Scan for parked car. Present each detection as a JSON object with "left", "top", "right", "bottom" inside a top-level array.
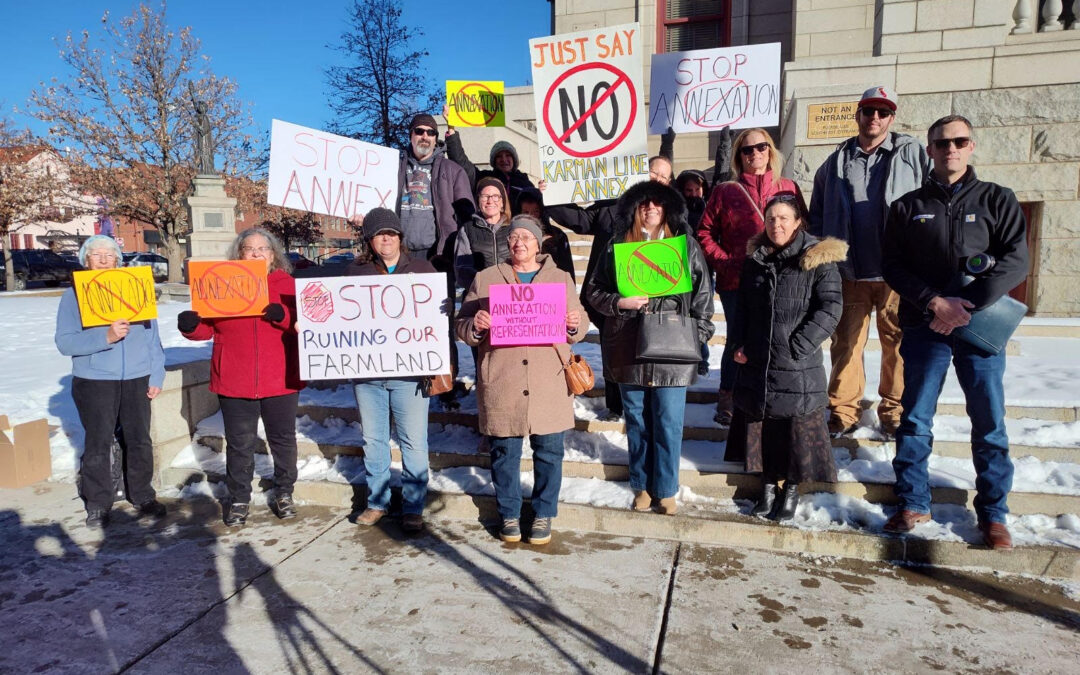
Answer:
[
  {"left": 0, "top": 249, "right": 77, "bottom": 291},
  {"left": 122, "top": 252, "right": 169, "bottom": 282},
  {"left": 312, "top": 251, "right": 356, "bottom": 277},
  {"left": 287, "top": 251, "right": 315, "bottom": 270}
]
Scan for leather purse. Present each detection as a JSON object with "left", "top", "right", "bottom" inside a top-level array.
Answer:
[
  {"left": 635, "top": 296, "right": 701, "bottom": 363},
  {"left": 555, "top": 345, "right": 595, "bottom": 395},
  {"left": 422, "top": 367, "right": 455, "bottom": 397}
]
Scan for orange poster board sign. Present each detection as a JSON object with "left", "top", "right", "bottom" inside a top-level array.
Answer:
[
  {"left": 73, "top": 266, "right": 158, "bottom": 327},
  {"left": 188, "top": 260, "right": 269, "bottom": 318}
]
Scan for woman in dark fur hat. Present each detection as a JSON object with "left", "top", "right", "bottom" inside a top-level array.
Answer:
[
  {"left": 584, "top": 180, "right": 715, "bottom": 515},
  {"left": 726, "top": 194, "right": 846, "bottom": 522}
]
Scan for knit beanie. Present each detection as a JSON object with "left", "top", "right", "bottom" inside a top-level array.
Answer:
[
  {"left": 489, "top": 140, "right": 519, "bottom": 170},
  {"left": 508, "top": 214, "right": 544, "bottom": 246},
  {"left": 409, "top": 114, "right": 439, "bottom": 134},
  {"left": 363, "top": 208, "right": 403, "bottom": 239}
]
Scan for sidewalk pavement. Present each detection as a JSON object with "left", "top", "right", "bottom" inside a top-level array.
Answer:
[{"left": 2, "top": 483, "right": 1078, "bottom": 673}]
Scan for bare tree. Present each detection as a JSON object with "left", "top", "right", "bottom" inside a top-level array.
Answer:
[
  {"left": 326, "top": 0, "right": 440, "bottom": 148},
  {"left": 261, "top": 210, "right": 324, "bottom": 251},
  {"left": 0, "top": 119, "right": 63, "bottom": 291},
  {"left": 27, "top": 2, "right": 259, "bottom": 282}
]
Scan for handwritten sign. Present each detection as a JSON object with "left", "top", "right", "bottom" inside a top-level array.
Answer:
[
  {"left": 188, "top": 260, "right": 269, "bottom": 318},
  {"left": 489, "top": 283, "right": 567, "bottom": 346},
  {"left": 530, "top": 23, "right": 649, "bottom": 206},
  {"left": 73, "top": 266, "right": 157, "bottom": 327},
  {"left": 648, "top": 43, "right": 781, "bottom": 134},
  {"left": 295, "top": 274, "right": 451, "bottom": 381},
  {"left": 613, "top": 235, "right": 692, "bottom": 298},
  {"left": 806, "top": 101, "right": 859, "bottom": 140},
  {"left": 446, "top": 80, "right": 505, "bottom": 127},
  {"left": 267, "top": 119, "right": 400, "bottom": 219}
]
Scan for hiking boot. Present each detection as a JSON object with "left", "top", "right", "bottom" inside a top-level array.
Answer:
[
  {"left": 530, "top": 517, "right": 552, "bottom": 545},
  {"left": 355, "top": 508, "right": 385, "bottom": 526},
  {"left": 632, "top": 490, "right": 652, "bottom": 512},
  {"left": 828, "top": 418, "right": 859, "bottom": 438},
  {"left": 657, "top": 497, "right": 678, "bottom": 515},
  {"left": 273, "top": 493, "right": 298, "bottom": 520},
  {"left": 979, "top": 521, "right": 1013, "bottom": 550},
  {"left": 769, "top": 483, "right": 799, "bottom": 522},
  {"left": 402, "top": 513, "right": 424, "bottom": 534},
  {"left": 223, "top": 503, "right": 249, "bottom": 527},
  {"left": 499, "top": 518, "right": 522, "bottom": 543},
  {"left": 883, "top": 509, "right": 931, "bottom": 533},
  {"left": 750, "top": 483, "right": 778, "bottom": 518},
  {"left": 85, "top": 509, "right": 110, "bottom": 529},
  {"left": 713, "top": 389, "right": 733, "bottom": 427},
  {"left": 137, "top": 500, "right": 167, "bottom": 519},
  {"left": 879, "top": 419, "right": 901, "bottom": 441}
]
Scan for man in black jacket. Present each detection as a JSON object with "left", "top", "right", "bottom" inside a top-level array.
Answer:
[{"left": 881, "top": 115, "right": 1028, "bottom": 549}]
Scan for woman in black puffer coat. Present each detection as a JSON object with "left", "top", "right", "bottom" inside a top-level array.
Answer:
[{"left": 726, "top": 194, "right": 846, "bottom": 522}]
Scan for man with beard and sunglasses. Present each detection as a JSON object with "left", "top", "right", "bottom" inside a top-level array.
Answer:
[
  {"left": 881, "top": 115, "right": 1028, "bottom": 549},
  {"left": 809, "top": 86, "right": 930, "bottom": 441}
]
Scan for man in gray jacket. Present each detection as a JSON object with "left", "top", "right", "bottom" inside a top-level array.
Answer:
[{"left": 809, "top": 86, "right": 930, "bottom": 439}]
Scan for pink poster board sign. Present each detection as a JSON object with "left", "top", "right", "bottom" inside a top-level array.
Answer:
[{"left": 489, "top": 283, "right": 567, "bottom": 346}]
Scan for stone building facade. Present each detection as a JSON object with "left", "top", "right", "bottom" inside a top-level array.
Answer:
[{"left": 454, "top": 0, "right": 1080, "bottom": 315}]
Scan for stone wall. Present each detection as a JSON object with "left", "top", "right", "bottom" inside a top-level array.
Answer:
[{"left": 793, "top": 0, "right": 876, "bottom": 59}]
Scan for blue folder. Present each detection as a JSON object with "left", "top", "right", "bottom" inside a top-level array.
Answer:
[{"left": 954, "top": 294, "right": 1027, "bottom": 355}]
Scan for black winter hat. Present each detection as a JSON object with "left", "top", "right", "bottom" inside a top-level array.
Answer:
[
  {"left": 363, "top": 207, "right": 403, "bottom": 239},
  {"left": 614, "top": 180, "right": 689, "bottom": 238},
  {"left": 409, "top": 114, "right": 439, "bottom": 134}
]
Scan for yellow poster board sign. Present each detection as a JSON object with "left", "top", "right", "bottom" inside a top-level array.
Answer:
[
  {"left": 806, "top": 101, "right": 859, "bottom": 140},
  {"left": 73, "top": 266, "right": 158, "bottom": 327},
  {"left": 446, "top": 80, "right": 505, "bottom": 127}
]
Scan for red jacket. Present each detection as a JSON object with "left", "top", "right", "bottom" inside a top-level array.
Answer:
[
  {"left": 183, "top": 268, "right": 304, "bottom": 398},
  {"left": 696, "top": 171, "right": 806, "bottom": 290}
]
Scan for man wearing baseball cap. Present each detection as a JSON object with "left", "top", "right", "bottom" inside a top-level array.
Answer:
[{"left": 808, "top": 86, "right": 931, "bottom": 440}]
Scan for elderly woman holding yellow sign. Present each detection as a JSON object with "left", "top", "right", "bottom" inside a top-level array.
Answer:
[
  {"left": 584, "top": 181, "right": 714, "bottom": 516},
  {"left": 54, "top": 234, "right": 166, "bottom": 528},
  {"left": 456, "top": 214, "right": 586, "bottom": 546}
]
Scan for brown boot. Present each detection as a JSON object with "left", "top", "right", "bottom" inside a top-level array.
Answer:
[
  {"left": 632, "top": 490, "right": 652, "bottom": 512},
  {"left": 713, "top": 389, "right": 733, "bottom": 426},
  {"left": 354, "top": 508, "right": 385, "bottom": 526},
  {"left": 657, "top": 497, "right": 678, "bottom": 515},
  {"left": 883, "top": 509, "right": 930, "bottom": 533},
  {"left": 979, "top": 521, "right": 1013, "bottom": 550}
]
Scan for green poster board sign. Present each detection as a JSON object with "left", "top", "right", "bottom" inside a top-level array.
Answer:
[{"left": 613, "top": 234, "right": 693, "bottom": 297}]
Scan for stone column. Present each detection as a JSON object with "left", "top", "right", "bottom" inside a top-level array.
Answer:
[{"left": 185, "top": 175, "right": 237, "bottom": 271}]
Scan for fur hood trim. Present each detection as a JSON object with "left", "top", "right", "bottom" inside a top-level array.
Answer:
[
  {"left": 613, "top": 180, "right": 689, "bottom": 238},
  {"left": 745, "top": 231, "right": 848, "bottom": 270}
]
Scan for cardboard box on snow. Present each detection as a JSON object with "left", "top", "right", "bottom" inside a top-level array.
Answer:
[{"left": 0, "top": 415, "right": 51, "bottom": 488}]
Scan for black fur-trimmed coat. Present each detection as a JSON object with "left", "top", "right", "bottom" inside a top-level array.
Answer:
[
  {"left": 732, "top": 229, "right": 846, "bottom": 419},
  {"left": 584, "top": 181, "right": 715, "bottom": 387}
]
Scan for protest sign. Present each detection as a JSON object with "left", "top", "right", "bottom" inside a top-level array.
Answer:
[
  {"left": 648, "top": 43, "right": 781, "bottom": 134},
  {"left": 295, "top": 274, "right": 451, "bottom": 381},
  {"left": 188, "top": 260, "right": 269, "bottom": 318},
  {"left": 73, "top": 266, "right": 157, "bottom": 327},
  {"left": 267, "top": 119, "right": 399, "bottom": 219},
  {"left": 446, "top": 80, "right": 505, "bottom": 127},
  {"left": 530, "top": 23, "right": 649, "bottom": 206},
  {"left": 488, "top": 283, "right": 567, "bottom": 346},
  {"left": 613, "top": 235, "right": 692, "bottom": 298}
]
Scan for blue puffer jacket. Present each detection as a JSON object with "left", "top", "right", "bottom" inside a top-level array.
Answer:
[{"left": 55, "top": 287, "right": 166, "bottom": 388}]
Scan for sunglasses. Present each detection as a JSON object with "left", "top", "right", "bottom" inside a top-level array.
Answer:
[
  {"left": 412, "top": 127, "right": 437, "bottom": 137},
  {"left": 739, "top": 142, "right": 770, "bottom": 157},
  {"left": 639, "top": 198, "right": 664, "bottom": 208},
  {"left": 931, "top": 137, "right": 972, "bottom": 150},
  {"left": 859, "top": 107, "right": 895, "bottom": 119}
]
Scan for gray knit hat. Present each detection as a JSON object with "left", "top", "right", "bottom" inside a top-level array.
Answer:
[
  {"left": 362, "top": 208, "right": 403, "bottom": 239},
  {"left": 489, "top": 140, "right": 519, "bottom": 170},
  {"left": 508, "top": 214, "right": 543, "bottom": 246}
]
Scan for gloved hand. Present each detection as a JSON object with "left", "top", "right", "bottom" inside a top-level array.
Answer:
[
  {"left": 686, "top": 196, "right": 706, "bottom": 227},
  {"left": 714, "top": 126, "right": 735, "bottom": 184},
  {"left": 262, "top": 303, "right": 285, "bottom": 323},
  {"left": 177, "top": 311, "right": 201, "bottom": 334},
  {"left": 660, "top": 126, "right": 676, "bottom": 162}
]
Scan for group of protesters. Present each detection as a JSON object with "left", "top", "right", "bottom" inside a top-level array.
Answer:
[{"left": 56, "top": 84, "right": 1029, "bottom": 551}]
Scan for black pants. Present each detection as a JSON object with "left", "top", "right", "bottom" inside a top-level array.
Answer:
[
  {"left": 218, "top": 392, "right": 299, "bottom": 503},
  {"left": 72, "top": 375, "right": 155, "bottom": 511}
]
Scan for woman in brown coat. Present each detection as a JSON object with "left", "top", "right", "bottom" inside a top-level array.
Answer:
[{"left": 456, "top": 215, "right": 587, "bottom": 545}]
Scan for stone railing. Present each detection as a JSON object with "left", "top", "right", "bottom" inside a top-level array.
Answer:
[{"left": 1012, "top": 0, "right": 1078, "bottom": 33}]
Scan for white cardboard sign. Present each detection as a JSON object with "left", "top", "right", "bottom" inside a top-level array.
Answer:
[
  {"left": 268, "top": 119, "right": 399, "bottom": 219},
  {"left": 295, "top": 274, "right": 451, "bottom": 381},
  {"left": 648, "top": 43, "right": 781, "bottom": 134},
  {"left": 530, "top": 23, "right": 650, "bottom": 206}
]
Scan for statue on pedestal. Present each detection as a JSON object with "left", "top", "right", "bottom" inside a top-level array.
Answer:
[{"left": 188, "top": 81, "right": 215, "bottom": 175}]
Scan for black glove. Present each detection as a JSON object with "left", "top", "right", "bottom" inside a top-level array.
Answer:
[
  {"left": 713, "top": 126, "right": 735, "bottom": 185},
  {"left": 262, "top": 303, "right": 285, "bottom": 323},
  {"left": 686, "top": 196, "right": 706, "bottom": 228},
  {"left": 659, "top": 126, "right": 676, "bottom": 162},
  {"left": 177, "top": 310, "right": 201, "bottom": 334}
]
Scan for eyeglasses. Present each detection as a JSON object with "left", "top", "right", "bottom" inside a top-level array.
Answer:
[
  {"left": 412, "top": 127, "right": 437, "bottom": 137},
  {"left": 479, "top": 193, "right": 503, "bottom": 203},
  {"left": 639, "top": 199, "right": 663, "bottom": 208},
  {"left": 507, "top": 234, "right": 536, "bottom": 244},
  {"left": 87, "top": 252, "right": 117, "bottom": 260},
  {"left": 241, "top": 246, "right": 272, "bottom": 254},
  {"left": 859, "top": 107, "right": 895, "bottom": 119},
  {"left": 739, "top": 142, "right": 770, "bottom": 157},
  {"left": 765, "top": 193, "right": 801, "bottom": 212},
  {"left": 931, "top": 137, "right": 972, "bottom": 150}
]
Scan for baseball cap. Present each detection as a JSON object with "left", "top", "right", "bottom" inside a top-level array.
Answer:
[{"left": 858, "top": 86, "right": 898, "bottom": 112}]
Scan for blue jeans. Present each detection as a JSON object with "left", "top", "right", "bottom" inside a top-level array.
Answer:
[
  {"left": 893, "top": 325, "right": 1012, "bottom": 523},
  {"left": 620, "top": 385, "right": 686, "bottom": 499},
  {"left": 489, "top": 432, "right": 565, "bottom": 520},
  {"left": 718, "top": 290, "right": 740, "bottom": 391},
  {"left": 353, "top": 379, "right": 430, "bottom": 514}
]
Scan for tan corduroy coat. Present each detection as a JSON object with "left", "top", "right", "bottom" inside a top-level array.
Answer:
[{"left": 456, "top": 255, "right": 587, "bottom": 437}]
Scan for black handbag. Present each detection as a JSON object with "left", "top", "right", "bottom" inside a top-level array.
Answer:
[{"left": 635, "top": 296, "right": 701, "bottom": 363}]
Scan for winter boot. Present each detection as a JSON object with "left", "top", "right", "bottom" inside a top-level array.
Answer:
[
  {"left": 713, "top": 389, "right": 734, "bottom": 427},
  {"left": 750, "top": 483, "right": 778, "bottom": 518},
  {"left": 769, "top": 483, "right": 800, "bottom": 522}
]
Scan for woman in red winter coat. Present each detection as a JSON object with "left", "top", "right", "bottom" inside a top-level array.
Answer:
[
  {"left": 178, "top": 228, "right": 304, "bottom": 527},
  {"left": 696, "top": 128, "right": 807, "bottom": 426}
]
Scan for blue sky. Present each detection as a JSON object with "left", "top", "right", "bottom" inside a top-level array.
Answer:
[{"left": 0, "top": 0, "right": 552, "bottom": 137}]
